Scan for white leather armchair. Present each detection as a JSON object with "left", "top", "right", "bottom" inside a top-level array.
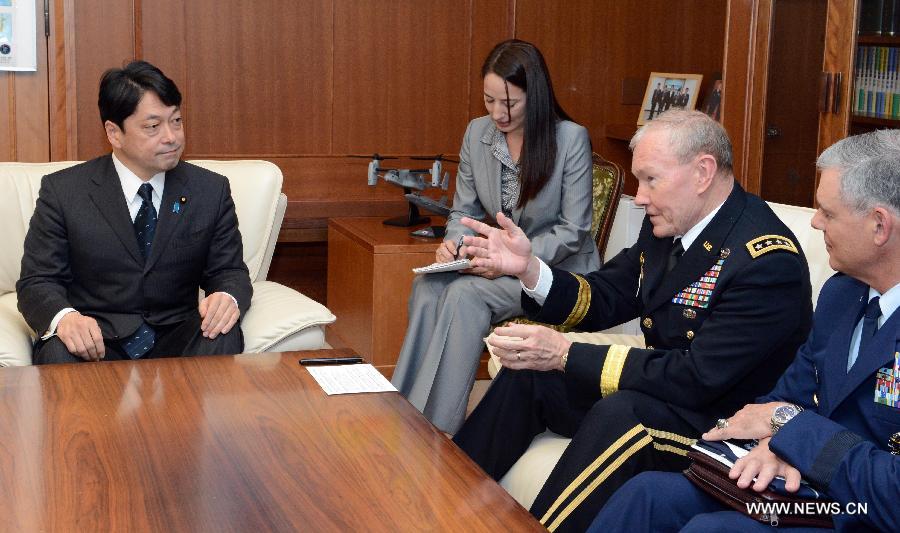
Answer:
[
  {"left": 0, "top": 159, "right": 335, "bottom": 366},
  {"left": 496, "top": 196, "right": 835, "bottom": 509}
]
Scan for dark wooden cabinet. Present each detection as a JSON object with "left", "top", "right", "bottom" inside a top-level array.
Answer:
[{"left": 738, "top": 0, "right": 897, "bottom": 207}]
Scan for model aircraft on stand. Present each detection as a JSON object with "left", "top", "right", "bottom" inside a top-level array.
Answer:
[{"left": 350, "top": 153, "right": 458, "bottom": 238}]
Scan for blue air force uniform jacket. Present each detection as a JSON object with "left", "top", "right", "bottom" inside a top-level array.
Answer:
[
  {"left": 760, "top": 274, "right": 900, "bottom": 532},
  {"left": 523, "top": 183, "right": 813, "bottom": 431}
]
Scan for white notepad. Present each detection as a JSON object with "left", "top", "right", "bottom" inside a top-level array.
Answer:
[{"left": 412, "top": 258, "right": 471, "bottom": 274}]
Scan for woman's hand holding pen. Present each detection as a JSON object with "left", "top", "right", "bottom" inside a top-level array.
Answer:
[
  {"left": 434, "top": 235, "right": 501, "bottom": 278},
  {"left": 435, "top": 235, "right": 467, "bottom": 263}
]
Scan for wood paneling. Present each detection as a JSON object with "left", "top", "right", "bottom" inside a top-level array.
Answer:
[
  {"left": 332, "top": 0, "right": 472, "bottom": 155},
  {"left": 144, "top": 1, "right": 334, "bottom": 155},
  {"left": 71, "top": 1, "right": 134, "bottom": 160},
  {"left": 0, "top": 74, "right": 11, "bottom": 161},
  {"left": 517, "top": 0, "right": 728, "bottom": 194},
  {"left": 469, "top": 0, "right": 514, "bottom": 117},
  {"left": 34, "top": 0, "right": 742, "bottom": 216},
  {"left": 0, "top": 0, "right": 50, "bottom": 162},
  {"left": 514, "top": 1, "right": 611, "bottom": 139}
]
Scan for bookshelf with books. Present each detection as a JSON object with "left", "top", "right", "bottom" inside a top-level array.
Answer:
[
  {"left": 852, "top": 43, "right": 900, "bottom": 121},
  {"left": 853, "top": 0, "right": 900, "bottom": 128}
]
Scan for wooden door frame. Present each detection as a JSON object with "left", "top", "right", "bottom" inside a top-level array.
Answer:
[
  {"left": 722, "top": 0, "right": 774, "bottom": 196},
  {"left": 818, "top": 0, "right": 857, "bottom": 155},
  {"left": 728, "top": 0, "right": 859, "bottom": 199},
  {"left": 47, "top": 0, "right": 76, "bottom": 161}
]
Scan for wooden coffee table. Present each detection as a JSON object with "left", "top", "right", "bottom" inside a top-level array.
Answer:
[{"left": 0, "top": 350, "right": 542, "bottom": 531}]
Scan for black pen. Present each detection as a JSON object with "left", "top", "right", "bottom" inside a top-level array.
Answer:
[
  {"left": 299, "top": 356, "right": 364, "bottom": 366},
  {"left": 453, "top": 235, "right": 465, "bottom": 260}
]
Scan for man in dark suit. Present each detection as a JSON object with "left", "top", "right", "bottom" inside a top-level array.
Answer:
[
  {"left": 649, "top": 82, "right": 663, "bottom": 120},
  {"left": 453, "top": 110, "right": 812, "bottom": 532},
  {"left": 589, "top": 129, "right": 900, "bottom": 533},
  {"left": 663, "top": 86, "right": 674, "bottom": 111},
  {"left": 17, "top": 60, "right": 252, "bottom": 364}
]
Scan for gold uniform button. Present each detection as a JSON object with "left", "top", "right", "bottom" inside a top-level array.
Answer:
[
  {"left": 642, "top": 317, "right": 653, "bottom": 329},
  {"left": 686, "top": 330, "right": 695, "bottom": 340}
]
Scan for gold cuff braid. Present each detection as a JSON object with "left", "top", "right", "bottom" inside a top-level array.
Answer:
[
  {"left": 600, "top": 345, "right": 630, "bottom": 397},
  {"left": 561, "top": 273, "right": 590, "bottom": 330}
]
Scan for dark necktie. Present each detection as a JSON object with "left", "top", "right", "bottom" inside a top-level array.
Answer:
[
  {"left": 858, "top": 296, "right": 882, "bottom": 358},
  {"left": 667, "top": 238, "right": 684, "bottom": 273},
  {"left": 134, "top": 183, "right": 157, "bottom": 259},
  {"left": 122, "top": 183, "right": 158, "bottom": 359}
]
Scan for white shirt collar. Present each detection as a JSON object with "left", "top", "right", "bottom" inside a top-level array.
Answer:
[
  {"left": 869, "top": 282, "right": 900, "bottom": 326},
  {"left": 678, "top": 200, "right": 725, "bottom": 252},
  {"left": 112, "top": 153, "right": 165, "bottom": 205}
]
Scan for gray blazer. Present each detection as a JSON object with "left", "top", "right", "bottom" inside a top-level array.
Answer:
[{"left": 446, "top": 115, "right": 599, "bottom": 273}]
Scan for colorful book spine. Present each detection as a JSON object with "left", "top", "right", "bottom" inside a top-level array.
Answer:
[{"left": 854, "top": 44, "right": 900, "bottom": 119}]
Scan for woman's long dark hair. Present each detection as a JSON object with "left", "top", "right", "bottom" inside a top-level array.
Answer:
[{"left": 481, "top": 39, "right": 573, "bottom": 207}]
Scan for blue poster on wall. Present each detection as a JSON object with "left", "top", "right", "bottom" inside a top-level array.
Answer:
[{"left": 0, "top": 0, "right": 37, "bottom": 72}]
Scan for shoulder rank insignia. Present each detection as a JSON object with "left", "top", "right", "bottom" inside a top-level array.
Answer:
[{"left": 745, "top": 235, "right": 798, "bottom": 259}]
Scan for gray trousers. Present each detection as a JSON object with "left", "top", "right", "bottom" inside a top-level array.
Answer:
[{"left": 391, "top": 271, "right": 523, "bottom": 433}]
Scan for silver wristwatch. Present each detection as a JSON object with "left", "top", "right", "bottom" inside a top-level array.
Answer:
[{"left": 770, "top": 404, "right": 803, "bottom": 435}]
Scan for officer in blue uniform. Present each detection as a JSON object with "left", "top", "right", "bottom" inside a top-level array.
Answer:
[
  {"left": 452, "top": 111, "right": 813, "bottom": 532},
  {"left": 588, "top": 129, "right": 900, "bottom": 533}
]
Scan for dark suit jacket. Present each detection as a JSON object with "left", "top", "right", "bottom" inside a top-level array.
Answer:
[
  {"left": 523, "top": 183, "right": 813, "bottom": 431},
  {"left": 762, "top": 274, "right": 899, "bottom": 532},
  {"left": 17, "top": 155, "right": 252, "bottom": 341}
]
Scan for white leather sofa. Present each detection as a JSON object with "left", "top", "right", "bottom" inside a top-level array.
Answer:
[
  {"left": 0, "top": 160, "right": 335, "bottom": 366},
  {"left": 497, "top": 196, "right": 836, "bottom": 509}
]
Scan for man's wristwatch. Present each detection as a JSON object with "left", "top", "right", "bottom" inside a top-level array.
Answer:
[{"left": 770, "top": 404, "right": 803, "bottom": 435}]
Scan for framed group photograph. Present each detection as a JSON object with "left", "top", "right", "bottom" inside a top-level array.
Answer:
[
  {"left": 701, "top": 79, "right": 723, "bottom": 122},
  {"left": 637, "top": 72, "right": 703, "bottom": 125}
]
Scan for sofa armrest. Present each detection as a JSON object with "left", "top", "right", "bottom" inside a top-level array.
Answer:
[
  {"left": 0, "top": 293, "right": 34, "bottom": 367},
  {"left": 241, "top": 281, "right": 336, "bottom": 353}
]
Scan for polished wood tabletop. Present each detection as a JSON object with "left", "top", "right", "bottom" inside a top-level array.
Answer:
[{"left": 0, "top": 350, "right": 542, "bottom": 531}]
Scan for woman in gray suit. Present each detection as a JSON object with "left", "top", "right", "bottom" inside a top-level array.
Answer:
[{"left": 391, "top": 40, "right": 598, "bottom": 434}]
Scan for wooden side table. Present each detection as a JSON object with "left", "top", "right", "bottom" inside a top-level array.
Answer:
[{"left": 327, "top": 217, "right": 444, "bottom": 377}]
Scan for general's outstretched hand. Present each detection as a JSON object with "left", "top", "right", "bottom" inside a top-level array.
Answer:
[{"left": 460, "top": 212, "right": 534, "bottom": 278}]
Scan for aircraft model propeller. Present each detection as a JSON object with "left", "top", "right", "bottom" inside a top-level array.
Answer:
[{"left": 355, "top": 153, "right": 457, "bottom": 234}]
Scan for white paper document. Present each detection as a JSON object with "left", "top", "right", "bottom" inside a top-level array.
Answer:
[
  {"left": 306, "top": 363, "right": 398, "bottom": 395},
  {"left": 412, "top": 258, "right": 470, "bottom": 274}
]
